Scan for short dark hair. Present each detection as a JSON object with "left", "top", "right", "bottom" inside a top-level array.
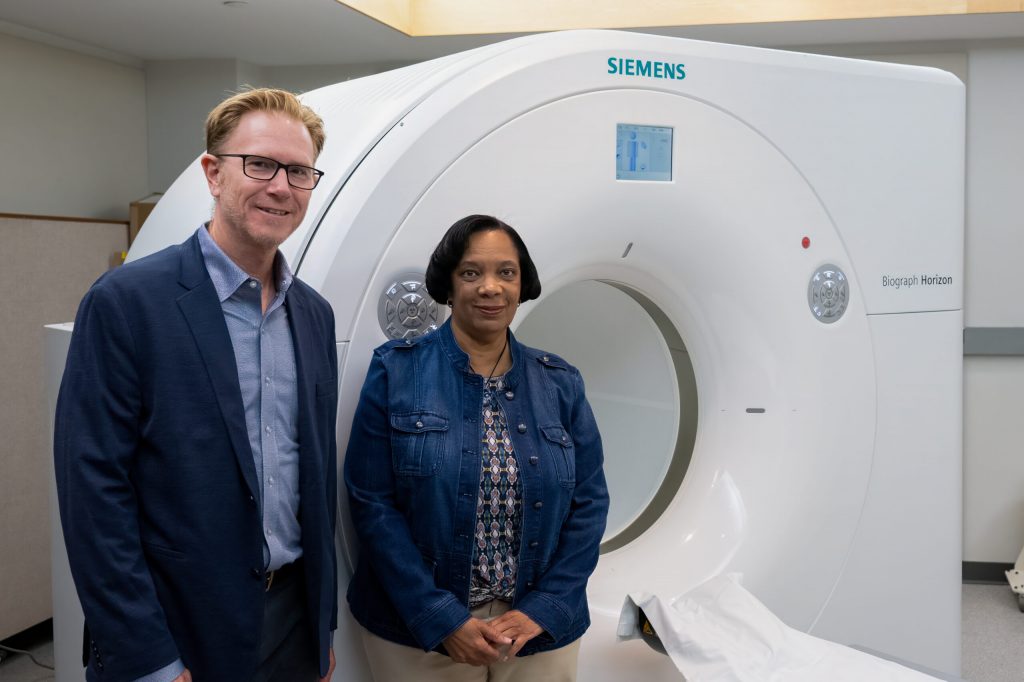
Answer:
[{"left": 425, "top": 215, "right": 542, "bottom": 305}]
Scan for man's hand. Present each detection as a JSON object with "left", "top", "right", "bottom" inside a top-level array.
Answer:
[
  {"left": 319, "top": 647, "right": 336, "bottom": 682},
  {"left": 490, "top": 610, "right": 543, "bottom": 660},
  {"left": 171, "top": 670, "right": 192, "bottom": 682},
  {"left": 443, "top": 618, "right": 512, "bottom": 666}
]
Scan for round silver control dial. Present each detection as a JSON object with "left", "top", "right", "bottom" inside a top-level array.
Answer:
[
  {"left": 807, "top": 264, "right": 849, "bottom": 324},
  {"left": 377, "top": 273, "right": 443, "bottom": 340}
]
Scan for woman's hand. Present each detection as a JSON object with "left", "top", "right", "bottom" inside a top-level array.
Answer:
[
  {"left": 489, "top": 610, "right": 544, "bottom": 660},
  {"left": 443, "top": 617, "right": 513, "bottom": 666}
]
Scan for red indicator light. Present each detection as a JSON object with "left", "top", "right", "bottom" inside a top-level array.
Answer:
[{"left": 801, "top": 236, "right": 811, "bottom": 249}]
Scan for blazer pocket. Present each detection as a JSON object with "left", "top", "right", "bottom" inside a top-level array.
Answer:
[
  {"left": 540, "top": 425, "right": 576, "bottom": 488},
  {"left": 316, "top": 378, "right": 338, "bottom": 398},
  {"left": 142, "top": 540, "right": 187, "bottom": 561},
  {"left": 390, "top": 411, "right": 448, "bottom": 476}
]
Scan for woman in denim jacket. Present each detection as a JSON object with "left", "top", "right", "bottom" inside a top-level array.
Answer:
[{"left": 345, "top": 215, "right": 609, "bottom": 681}]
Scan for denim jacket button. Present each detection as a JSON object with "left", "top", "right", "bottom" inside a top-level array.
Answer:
[
  {"left": 529, "top": 456, "right": 538, "bottom": 465},
  {"left": 529, "top": 540, "right": 538, "bottom": 548},
  {"left": 533, "top": 501, "right": 543, "bottom": 509},
  {"left": 415, "top": 420, "right": 424, "bottom": 428},
  {"left": 505, "top": 391, "right": 514, "bottom": 400},
  {"left": 517, "top": 423, "right": 527, "bottom": 433}
]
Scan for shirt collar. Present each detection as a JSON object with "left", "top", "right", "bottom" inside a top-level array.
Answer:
[{"left": 197, "top": 224, "right": 294, "bottom": 303}]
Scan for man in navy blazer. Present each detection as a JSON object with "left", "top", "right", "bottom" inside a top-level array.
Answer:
[{"left": 55, "top": 89, "right": 338, "bottom": 682}]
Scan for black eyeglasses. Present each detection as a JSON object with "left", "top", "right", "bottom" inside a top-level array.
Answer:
[{"left": 216, "top": 154, "right": 325, "bottom": 190}]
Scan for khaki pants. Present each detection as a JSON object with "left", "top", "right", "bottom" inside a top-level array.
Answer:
[{"left": 360, "top": 601, "right": 581, "bottom": 682}]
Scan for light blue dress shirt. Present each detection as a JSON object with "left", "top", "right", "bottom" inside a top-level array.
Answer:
[{"left": 198, "top": 224, "right": 302, "bottom": 571}]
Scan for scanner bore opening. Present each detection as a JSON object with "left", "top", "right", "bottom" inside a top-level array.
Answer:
[{"left": 514, "top": 280, "right": 697, "bottom": 554}]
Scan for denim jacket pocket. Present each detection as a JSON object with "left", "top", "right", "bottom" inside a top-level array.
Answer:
[
  {"left": 390, "top": 411, "right": 448, "bottom": 476},
  {"left": 540, "top": 424, "right": 575, "bottom": 487}
]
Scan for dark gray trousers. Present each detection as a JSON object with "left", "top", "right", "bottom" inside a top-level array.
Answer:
[{"left": 252, "top": 564, "right": 320, "bottom": 682}]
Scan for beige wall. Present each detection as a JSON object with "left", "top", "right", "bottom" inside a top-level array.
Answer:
[
  {"left": 0, "top": 33, "right": 148, "bottom": 220},
  {"left": 0, "top": 216, "right": 127, "bottom": 640}
]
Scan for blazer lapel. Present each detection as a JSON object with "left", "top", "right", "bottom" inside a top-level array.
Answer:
[
  {"left": 175, "top": 235, "right": 260, "bottom": 502},
  {"left": 285, "top": 286, "right": 322, "bottom": 486}
]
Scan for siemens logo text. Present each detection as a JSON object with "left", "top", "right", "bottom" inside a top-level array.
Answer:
[{"left": 608, "top": 57, "right": 686, "bottom": 81}]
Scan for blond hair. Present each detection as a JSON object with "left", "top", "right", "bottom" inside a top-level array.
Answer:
[{"left": 205, "top": 87, "right": 325, "bottom": 157}]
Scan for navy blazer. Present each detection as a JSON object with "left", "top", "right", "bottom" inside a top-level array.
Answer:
[{"left": 55, "top": 232, "right": 339, "bottom": 681}]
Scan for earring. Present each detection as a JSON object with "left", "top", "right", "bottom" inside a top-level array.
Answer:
[{"left": 446, "top": 299, "right": 453, "bottom": 308}]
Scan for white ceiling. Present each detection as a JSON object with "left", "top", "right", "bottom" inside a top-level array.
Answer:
[{"left": 2, "top": 1, "right": 1024, "bottom": 68}]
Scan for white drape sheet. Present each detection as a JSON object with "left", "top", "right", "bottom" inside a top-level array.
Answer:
[{"left": 617, "top": 574, "right": 942, "bottom": 682}]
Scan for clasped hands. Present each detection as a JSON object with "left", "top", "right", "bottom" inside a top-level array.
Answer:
[{"left": 443, "top": 609, "right": 543, "bottom": 666}]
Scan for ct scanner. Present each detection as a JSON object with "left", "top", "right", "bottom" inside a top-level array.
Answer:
[{"left": 47, "top": 30, "right": 964, "bottom": 680}]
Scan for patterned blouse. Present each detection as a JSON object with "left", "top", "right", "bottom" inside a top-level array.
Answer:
[{"left": 468, "top": 376, "right": 523, "bottom": 607}]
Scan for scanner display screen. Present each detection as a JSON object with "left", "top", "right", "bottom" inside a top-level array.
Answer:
[{"left": 616, "top": 124, "right": 673, "bottom": 182}]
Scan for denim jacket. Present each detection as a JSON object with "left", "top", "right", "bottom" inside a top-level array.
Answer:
[{"left": 345, "top": 319, "right": 609, "bottom": 655}]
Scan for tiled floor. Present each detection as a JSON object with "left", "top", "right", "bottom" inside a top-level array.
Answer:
[{"left": 1, "top": 584, "right": 1021, "bottom": 681}]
